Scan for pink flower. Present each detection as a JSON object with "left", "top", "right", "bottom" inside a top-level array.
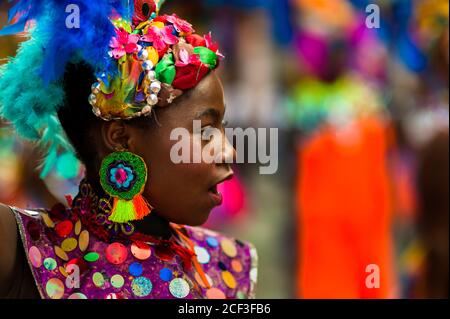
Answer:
[
  {"left": 109, "top": 29, "right": 140, "bottom": 59},
  {"left": 175, "top": 48, "right": 201, "bottom": 67},
  {"left": 165, "top": 14, "right": 194, "bottom": 34},
  {"left": 141, "top": 25, "right": 179, "bottom": 52}
]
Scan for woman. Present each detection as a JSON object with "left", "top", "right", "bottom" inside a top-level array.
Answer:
[{"left": 0, "top": 0, "right": 257, "bottom": 299}]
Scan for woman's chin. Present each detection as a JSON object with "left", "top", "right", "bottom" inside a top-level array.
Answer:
[{"left": 182, "top": 209, "right": 212, "bottom": 227}]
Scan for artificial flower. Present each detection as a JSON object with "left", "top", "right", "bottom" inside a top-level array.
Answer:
[
  {"left": 141, "top": 25, "right": 179, "bottom": 53},
  {"left": 109, "top": 28, "right": 140, "bottom": 59},
  {"left": 175, "top": 48, "right": 201, "bottom": 67},
  {"left": 165, "top": 14, "right": 194, "bottom": 34}
]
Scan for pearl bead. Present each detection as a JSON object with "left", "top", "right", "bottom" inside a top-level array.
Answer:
[
  {"left": 142, "top": 60, "right": 154, "bottom": 71},
  {"left": 137, "top": 49, "right": 149, "bottom": 61},
  {"left": 92, "top": 107, "right": 101, "bottom": 117},
  {"left": 141, "top": 105, "right": 152, "bottom": 114},
  {"left": 150, "top": 81, "right": 161, "bottom": 94},
  {"left": 88, "top": 94, "right": 97, "bottom": 106},
  {"left": 91, "top": 82, "right": 101, "bottom": 94},
  {"left": 146, "top": 94, "right": 158, "bottom": 106},
  {"left": 147, "top": 70, "right": 156, "bottom": 81}
]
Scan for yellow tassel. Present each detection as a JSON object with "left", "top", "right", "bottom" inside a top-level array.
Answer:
[{"left": 108, "top": 195, "right": 152, "bottom": 223}]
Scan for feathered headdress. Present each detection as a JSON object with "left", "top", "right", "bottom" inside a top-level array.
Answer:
[{"left": 0, "top": 0, "right": 223, "bottom": 177}]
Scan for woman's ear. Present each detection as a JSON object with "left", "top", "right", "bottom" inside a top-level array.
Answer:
[{"left": 101, "top": 121, "right": 131, "bottom": 151}]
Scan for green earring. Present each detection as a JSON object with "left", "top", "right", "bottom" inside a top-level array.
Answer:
[{"left": 99, "top": 151, "right": 152, "bottom": 223}]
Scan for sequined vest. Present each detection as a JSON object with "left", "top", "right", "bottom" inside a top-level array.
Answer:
[{"left": 11, "top": 206, "right": 257, "bottom": 299}]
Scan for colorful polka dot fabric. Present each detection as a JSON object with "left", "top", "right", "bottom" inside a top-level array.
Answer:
[{"left": 11, "top": 207, "right": 258, "bottom": 299}]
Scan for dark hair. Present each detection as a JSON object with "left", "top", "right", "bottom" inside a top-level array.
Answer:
[{"left": 58, "top": 62, "right": 103, "bottom": 172}]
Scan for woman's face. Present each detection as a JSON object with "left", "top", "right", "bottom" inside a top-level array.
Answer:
[{"left": 128, "top": 72, "right": 235, "bottom": 226}]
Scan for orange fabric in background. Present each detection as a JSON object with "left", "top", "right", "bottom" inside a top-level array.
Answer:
[{"left": 296, "top": 117, "right": 397, "bottom": 298}]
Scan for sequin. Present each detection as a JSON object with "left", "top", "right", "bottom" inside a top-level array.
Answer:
[
  {"left": 169, "top": 278, "right": 190, "bottom": 298},
  {"left": 106, "top": 293, "right": 118, "bottom": 299},
  {"left": 222, "top": 271, "right": 237, "bottom": 289},
  {"left": 74, "top": 219, "right": 82, "bottom": 235},
  {"left": 28, "top": 246, "right": 42, "bottom": 268},
  {"left": 131, "top": 241, "right": 151, "bottom": 260},
  {"left": 84, "top": 252, "right": 100, "bottom": 262},
  {"left": 129, "top": 262, "right": 143, "bottom": 277},
  {"left": 42, "top": 213, "right": 55, "bottom": 228},
  {"left": 61, "top": 238, "right": 78, "bottom": 252},
  {"left": 68, "top": 292, "right": 87, "bottom": 299},
  {"left": 106, "top": 242, "right": 128, "bottom": 265},
  {"left": 55, "top": 220, "right": 73, "bottom": 238},
  {"left": 159, "top": 268, "right": 173, "bottom": 282},
  {"left": 206, "top": 236, "right": 219, "bottom": 248},
  {"left": 54, "top": 246, "right": 69, "bottom": 261},
  {"left": 43, "top": 257, "right": 57, "bottom": 271},
  {"left": 46, "top": 278, "right": 65, "bottom": 299},
  {"left": 231, "top": 259, "right": 243, "bottom": 273},
  {"left": 195, "top": 272, "right": 212, "bottom": 288},
  {"left": 220, "top": 238, "right": 237, "bottom": 258},
  {"left": 206, "top": 287, "right": 226, "bottom": 299},
  {"left": 132, "top": 277, "right": 152, "bottom": 297},
  {"left": 79, "top": 230, "right": 89, "bottom": 252},
  {"left": 111, "top": 274, "right": 125, "bottom": 288},
  {"left": 92, "top": 272, "right": 105, "bottom": 288},
  {"left": 194, "top": 246, "right": 210, "bottom": 264}
]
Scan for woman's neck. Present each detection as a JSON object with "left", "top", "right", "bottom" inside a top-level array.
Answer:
[{"left": 133, "top": 211, "right": 173, "bottom": 240}]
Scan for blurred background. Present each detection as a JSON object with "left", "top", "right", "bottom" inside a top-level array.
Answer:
[{"left": 0, "top": 0, "right": 448, "bottom": 298}]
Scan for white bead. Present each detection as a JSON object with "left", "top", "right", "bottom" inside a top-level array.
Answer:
[
  {"left": 147, "top": 70, "right": 156, "bottom": 81},
  {"left": 92, "top": 107, "right": 101, "bottom": 117},
  {"left": 137, "top": 49, "right": 149, "bottom": 61},
  {"left": 141, "top": 105, "right": 152, "bottom": 114},
  {"left": 142, "top": 60, "right": 153, "bottom": 71},
  {"left": 146, "top": 94, "right": 158, "bottom": 106},
  {"left": 91, "top": 82, "right": 101, "bottom": 94},
  {"left": 150, "top": 81, "right": 161, "bottom": 94},
  {"left": 88, "top": 94, "right": 97, "bottom": 106}
]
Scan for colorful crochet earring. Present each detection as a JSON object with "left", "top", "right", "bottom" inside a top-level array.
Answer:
[{"left": 99, "top": 151, "right": 152, "bottom": 223}]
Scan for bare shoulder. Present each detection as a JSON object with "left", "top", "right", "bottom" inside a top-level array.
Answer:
[{"left": 0, "top": 203, "right": 19, "bottom": 296}]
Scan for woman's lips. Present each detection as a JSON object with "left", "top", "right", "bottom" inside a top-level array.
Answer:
[
  {"left": 207, "top": 173, "right": 233, "bottom": 207},
  {"left": 208, "top": 184, "right": 223, "bottom": 206}
]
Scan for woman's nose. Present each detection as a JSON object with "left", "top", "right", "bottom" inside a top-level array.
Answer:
[{"left": 220, "top": 134, "right": 236, "bottom": 164}]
